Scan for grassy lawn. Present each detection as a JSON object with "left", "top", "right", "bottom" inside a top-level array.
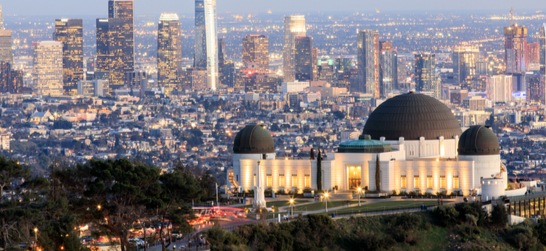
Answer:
[
  {"left": 236, "top": 200, "right": 309, "bottom": 209},
  {"left": 333, "top": 200, "right": 442, "bottom": 215},
  {"left": 292, "top": 200, "right": 359, "bottom": 212}
]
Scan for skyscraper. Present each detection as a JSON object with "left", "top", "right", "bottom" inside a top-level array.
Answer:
[
  {"left": 379, "top": 41, "right": 398, "bottom": 97},
  {"left": 95, "top": 18, "right": 110, "bottom": 81},
  {"left": 504, "top": 24, "right": 527, "bottom": 74},
  {"left": 283, "top": 15, "right": 306, "bottom": 82},
  {"left": 538, "top": 23, "right": 546, "bottom": 75},
  {"left": 357, "top": 29, "right": 379, "bottom": 98},
  {"left": 453, "top": 44, "right": 479, "bottom": 86},
  {"left": 95, "top": 0, "right": 134, "bottom": 87},
  {"left": 204, "top": 0, "right": 218, "bottom": 90},
  {"left": 0, "top": 62, "right": 22, "bottom": 94},
  {"left": 0, "top": 2, "right": 12, "bottom": 65},
  {"left": 415, "top": 53, "right": 439, "bottom": 99},
  {"left": 33, "top": 41, "right": 64, "bottom": 97},
  {"left": 294, "top": 36, "right": 313, "bottom": 81},
  {"left": 54, "top": 19, "right": 84, "bottom": 92},
  {"left": 157, "top": 13, "right": 182, "bottom": 95},
  {"left": 242, "top": 34, "right": 269, "bottom": 73},
  {"left": 194, "top": 0, "right": 207, "bottom": 69},
  {"left": 526, "top": 42, "right": 540, "bottom": 71}
]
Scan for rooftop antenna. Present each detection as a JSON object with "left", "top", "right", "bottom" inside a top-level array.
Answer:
[{"left": 510, "top": 8, "right": 515, "bottom": 26}]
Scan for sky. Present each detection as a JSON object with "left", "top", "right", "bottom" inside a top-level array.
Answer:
[{"left": 2, "top": 0, "right": 546, "bottom": 17}]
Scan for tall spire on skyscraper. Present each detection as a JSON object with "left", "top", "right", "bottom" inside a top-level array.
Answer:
[{"left": 0, "top": 1, "right": 4, "bottom": 29}]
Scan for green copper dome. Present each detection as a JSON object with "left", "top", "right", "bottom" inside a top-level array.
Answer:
[
  {"left": 337, "top": 134, "right": 393, "bottom": 153},
  {"left": 233, "top": 124, "right": 275, "bottom": 154}
]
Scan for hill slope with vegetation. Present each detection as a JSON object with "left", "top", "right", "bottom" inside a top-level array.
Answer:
[{"left": 206, "top": 202, "right": 546, "bottom": 251}]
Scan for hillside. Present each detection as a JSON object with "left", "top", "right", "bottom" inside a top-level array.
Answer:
[{"left": 205, "top": 202, "right": 546, "bottom": 251}]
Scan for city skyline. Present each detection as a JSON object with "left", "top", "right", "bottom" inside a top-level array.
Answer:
[{"left": 2, "top": 0, "right": 546, "bottom": 16}]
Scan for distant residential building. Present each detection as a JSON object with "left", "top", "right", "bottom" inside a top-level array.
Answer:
[
  {"left": 526, "top": 42, "right": 540, "bottom": 71},
  {"left": 157, "top": 13, "right": 182, "bottom": 95},
  {"left": 294, "top": 36, "right": 313, "bottom": 81},
  {"left": 356, "top": 29, "right": 379, "bottom": 98},
  {"left": 54, "top": 18, "right": 84, "bottom": 93},
  {"left": 33, "top": 41, "right": 64, "bottom": 97},
  {"left": 486, "top": 75, "right": 513, "bottom": 103},
  {"left": 462, "top": 96, "right": 487, "bottom": 111},
  {"left": 283, "top": 15, "right": 306, "bottom": 82}
]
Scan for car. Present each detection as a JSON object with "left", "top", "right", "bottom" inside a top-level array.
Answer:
[{"left": 128, "top": 238, "right": 145, "bottom": 248}]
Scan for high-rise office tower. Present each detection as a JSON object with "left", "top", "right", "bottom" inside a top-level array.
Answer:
[
  {"left": 33, "top": 41, "right": 64, "bottom": 97},
  {"left": 294, "top": 36, "right": 313, "bottom": 81},
  {"left": 415, "top": 53, "right": 439, "bottom": 99},
  {"left": 504, "top": 24, "right": 527, "bottom": 74},
  {"left": 157, "top": 13, "right": 182, "bottom": 94},
  {"left": 0, "top": 62, "right": 22, "bottom": 93},
  {"left": 357, "top": 29, "right": 379, "bottom": 98},
  {"left": 242, "top": 34, "right": 269, "bottom": 73},
  {"left": 283, "top": 15, "right": 306, "bottom": 82},
  {"left": 538, "top": 23, "right": 546, "bottom": 75},
  {"left": 95, "top": 18, "right": 110, "bottom": 81},
  {"left": 194, "top": 0, "right": 207, "bottom": 69},
  {"left": 453, "top": 44, "right": 479, "bottom": 86},
  {"left": 379, "top": 41, "right": 398, "bottom": 97},
  {"left": 0, "top": 2, "right": 12, "bottom": 65},
  {"left": 204, "top": 0, "right": 218, "bottom": 90},
  {"left": 95, "top": 0, "right": 134, "bottom": 87},
  {"left": 54, "top": 19, "right": 84, "bottom": 92}
]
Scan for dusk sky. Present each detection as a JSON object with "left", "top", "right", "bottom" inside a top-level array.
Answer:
[{"left": 2, "top": 0, "right": 546, "bottom": 16}]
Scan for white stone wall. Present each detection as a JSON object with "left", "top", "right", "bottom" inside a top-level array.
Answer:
[{"left": 458, "top": 154, "right": 503, "bottom": 190}]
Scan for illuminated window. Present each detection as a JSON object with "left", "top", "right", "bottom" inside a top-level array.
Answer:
[
  {"left": 414, "top": 176, "right": 420, "bottom": 189},
  {"left": 401, "top": 175, "right": 407, "bottom": 189},
  {"left": 453, "top": 176, "right": 460, "bottom": 189},
  {"left": 440, "top": 176, "right": 447, "bottom": 189},
  {"left": 427, "top": 176, "right": 433, "bottom": 189},
  {"left": 304, "top": 175, "right": 311, "bottom": 188},
  {"left": 292, "top": 175, "right": 298, "bottom": 188},
  {"left": 279, "top": 175, "right": 285, "bottom": 187},
  {"left": 266, "top": 175, "right": 272, "bottom": 187}
]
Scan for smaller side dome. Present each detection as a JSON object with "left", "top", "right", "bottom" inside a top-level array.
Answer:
[
  {"left": 233, "top": 124, "right": 275, "bottom": 154},
  {"left": 458, "top": 125, "right": 500, "bottom": 156}
]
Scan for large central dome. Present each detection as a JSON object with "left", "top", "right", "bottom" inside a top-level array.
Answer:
[{"left": 363, "top": 93, "right": 462, "bottom": 140}]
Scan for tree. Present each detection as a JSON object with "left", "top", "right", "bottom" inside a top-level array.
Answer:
[
  {"left": 0, "top": 156, "right": 29, "bottom": 202},
  {"left": 490, "top": 201, "right": 508, "bottom": 229},
  {"left": 54, "top": 159, "right": 161, "bottom": 251},
  {"left": 375, "top": 155, "right": 381, "bottom": 192}
]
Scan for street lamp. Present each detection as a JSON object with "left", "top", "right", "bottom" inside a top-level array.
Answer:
[
  {"left": 357, "top": 187, "right": 362, "bottom": 207},
  {"left": 33, "top": 227, "right": 38, "bottom": 251},
  {"left": 289, "top": 198, "right": 295, "bottom": 217},
  {"left": 324, "top": 192, "right": 329, "bottom": 212}
]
